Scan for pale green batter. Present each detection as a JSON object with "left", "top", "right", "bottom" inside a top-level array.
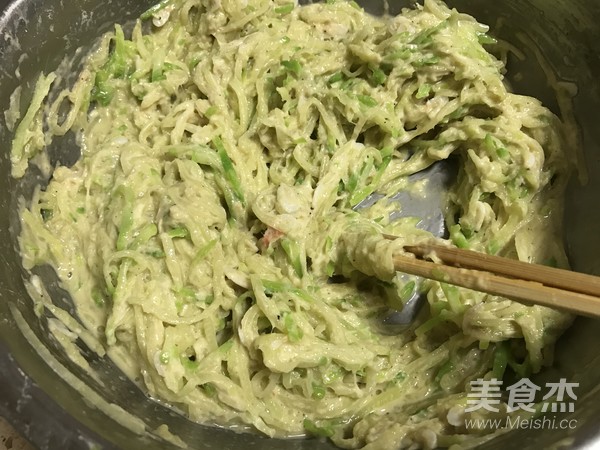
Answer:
[{"left": 11, "top": 0, "right": 574, "bottom": 448}]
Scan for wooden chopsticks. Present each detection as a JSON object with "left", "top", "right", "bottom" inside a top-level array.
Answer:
[{"left": 391, "top": 240, "right": 600, "bottom": 317}]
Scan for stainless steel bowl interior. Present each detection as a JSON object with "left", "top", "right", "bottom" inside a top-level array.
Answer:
[{"left": 1, "top": 0, "right": 600, "bottom": 448}]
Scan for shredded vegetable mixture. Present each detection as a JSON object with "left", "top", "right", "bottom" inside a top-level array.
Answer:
[{"left": 12, "top": 0, "right": 574, "bottom": 448}]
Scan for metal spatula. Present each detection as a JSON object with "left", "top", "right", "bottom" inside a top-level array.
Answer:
[
  {"left": 358, "top": 160, "right": 600, "bottom": 332},
  {"left": 356, "top": 160, "right": 456, "bottom": 331}
]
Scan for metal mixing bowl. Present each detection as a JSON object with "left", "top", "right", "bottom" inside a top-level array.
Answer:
[{"left": 1, "top": 0, "right": 599, "bottom": 448}]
